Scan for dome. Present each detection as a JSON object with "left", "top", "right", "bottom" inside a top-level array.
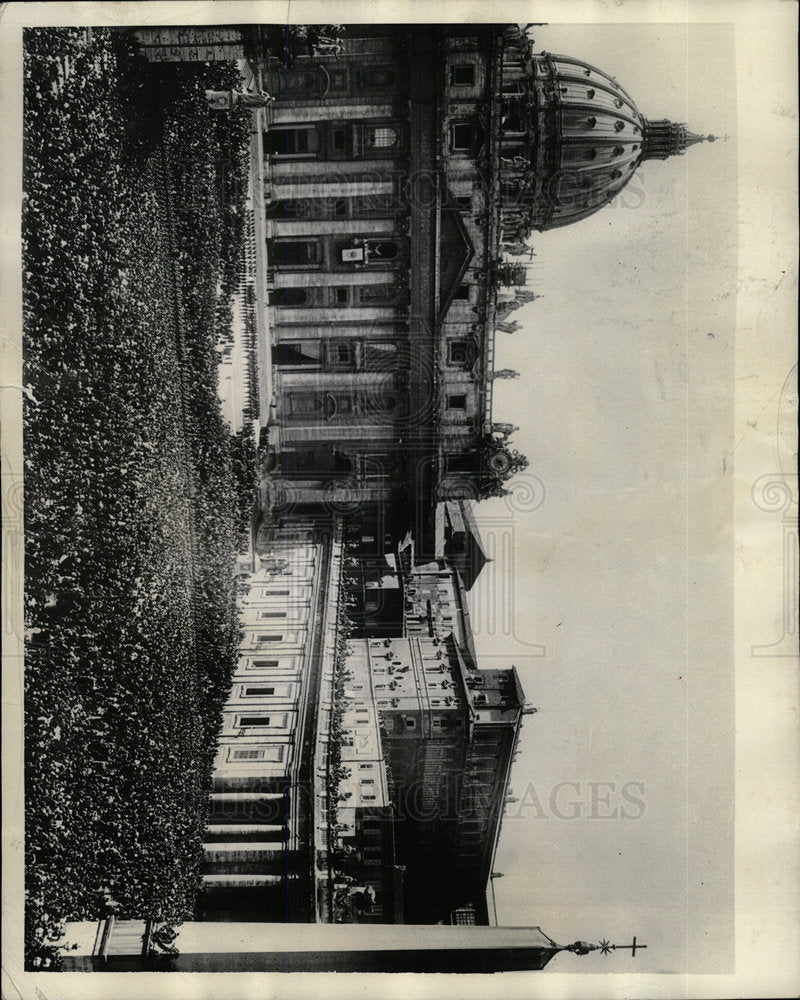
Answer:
[{"left": 511, "top": 52, "right": 716, "bottom": 231}]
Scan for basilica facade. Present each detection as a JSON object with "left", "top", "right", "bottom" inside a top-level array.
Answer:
[{"left": 100, "top": 19, "right": 716, "bottom": 949}]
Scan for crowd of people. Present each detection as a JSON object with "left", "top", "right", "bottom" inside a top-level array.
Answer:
[{"left": 22, "top": 29, "right": 251, "bottom": 968}]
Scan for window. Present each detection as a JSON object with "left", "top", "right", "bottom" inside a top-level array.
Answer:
[
  {"left": 450, "top": 65, "right": 475, "bottom": 86},
  {"left": 453, "top": 284, "right": 471, "bottom": 301},
  {"left": 239, "top": 715, "right": 271, "bottom": 727},
  {"left": 334, "top": 287, "right": 349, "bottom": 304},
  {"left": 405, "top": 718, "right": 416, "bottom": 730},
  {"left": 451, "top": 123, "right": 473, "bottom": 151},
  {"left": 363, "top": 795, "right": 377, "bottom": 803},
  {"left": 614, "top": 120, "right": 625, "bottom": 132},
  {"left": 359, "top": 763, "right": 373, "bottom": 770},
  {"left": 244, "top": 686, "right": 276, "bottom": 697},
  {"left": 361, "top": 778, "right": 375, "bottom": 785},
  {"left": 252, "top": 659, "right": 279, "bottom": 668},
  {"left": 271, "top": 240, "right": 322, "bottom": 266},
  {"left": 584, "top": 148, "right": 597, "bottom": 160},
  {"left": 258, "top": 635, "right": 283, "bottom": 642},
  {"left": 586, "top": 88, "right": 595, "bottom": 99},
  {"left": 261, "top": 611, "right": 286, "bottom": 619},
  {"left": 228, "top": 746, "right": 284, "bottom": 763},
  {"left": 454, "top": 194, "right": 472, "bottom": 211},
  {"left": 586, "top": 116, "right": 597, "bottom": 128},
  {"left": 331, "top": 128, "right": 347, "bottom": 152},
  {"left": 448, "top": 341, "right": 472, "bottom": 366},
  {"left": 448, "top": 394, "right": 467, "bottom": 409},
  {"left": 328, "top": 342, "right": 354, "bottom": 367},
  {"left": 371, "top": 127, "right": 397, "bottom": 148}
]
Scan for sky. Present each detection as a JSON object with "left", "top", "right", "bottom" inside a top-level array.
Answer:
[{"left": 466, "top": 22, "right": 739, "bottom": 975}]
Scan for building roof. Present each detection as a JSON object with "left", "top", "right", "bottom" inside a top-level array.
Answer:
[
  {"left": 529, "top": 53, "right": 716, "bottom": 231},
  {"left": 442, "top": 500, "right": 490, "bottom": 591}
]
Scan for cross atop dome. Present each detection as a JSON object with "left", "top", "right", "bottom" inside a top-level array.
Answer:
[{"left": 642, "top": 119, "right": 718, "bottom": 160}]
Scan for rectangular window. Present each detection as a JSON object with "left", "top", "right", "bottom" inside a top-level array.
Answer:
[
  {"left": 331, "top": 128, "right": 346, "bottom": 152},
  {"left": 227, "top": 746, "right": 284, "bottom": 763},
  {"left": 261, "top": 612, "right": 286, "bottom": 619},
  {"left": 450, "top": 65, "right": 476, "bottom": 86},
  {"left": 258, "top": 635, "right": 283, "bottom": 642},
  {"left": 359, "top": 763, "right": 373, "bottom": 770},
  {"left": 453, "top": 284, "right": 471, "bottom": 300},
  {"left": 239, "top": 715, "right": 271, "bottom": 727},
  {"left": 361, "top": 778, "right": 375, "bottom": 785},
  {"left": 335, "top": 287, "right": 349, "bottom": 304},
  {"left": 363, "top": 795, "right": 377, "bottom": 803},
  {"left": 455, "top": 194, "right": 473, "bottom": 211},
  {"left": 448, "top": 394, "right": 467, "bottom": 409},
  {"left": 252, "top": 659, "right": 279, "bottom": 668},
  {"left": 405, "top": 718, "right": 416, "bottom": 730},
  {"left": 333, "top": 197, "right": 348, "bottom": 218},
  {"left": 448, "top": 341, "right": 472, "bottom": 365},
  {"left": 244, "top": 686, "right": 276, "bottom": 697},
  {"left": 451, "top": 123, "right": 473, "bottom": 151}
]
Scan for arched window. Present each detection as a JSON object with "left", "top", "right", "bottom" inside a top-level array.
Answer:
[{"left": 371, "top": 127, "right": 397, "bottom": 148}]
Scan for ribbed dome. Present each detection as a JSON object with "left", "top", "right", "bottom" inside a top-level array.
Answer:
[{"left": 523, "top": 53, "right": 716, "bottom": 231}]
